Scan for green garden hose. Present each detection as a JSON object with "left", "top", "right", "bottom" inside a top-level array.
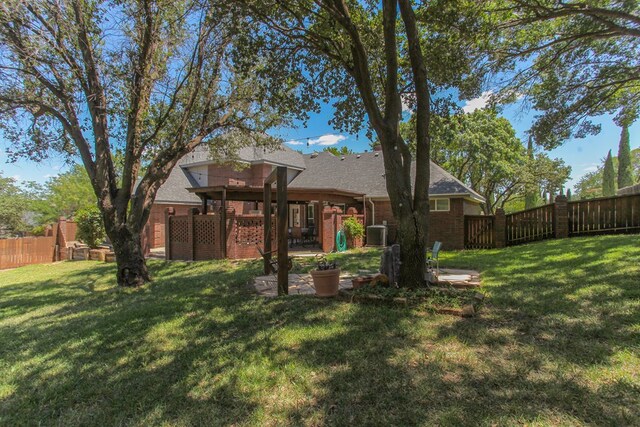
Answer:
[{"left": 336, "top": 229, "right": 347, "bottom": 252}]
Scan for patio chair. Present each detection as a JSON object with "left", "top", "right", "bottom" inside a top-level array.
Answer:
[
  {"left": 256, "top": 245, "right": 293, "bottom": 274},
  {"left": 426, "top": 241, "right": 442, "bottom": 276}
]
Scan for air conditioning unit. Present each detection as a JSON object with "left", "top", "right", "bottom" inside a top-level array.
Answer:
[{"left": 366, "top": 225, "right": 387, "bottom": 247}]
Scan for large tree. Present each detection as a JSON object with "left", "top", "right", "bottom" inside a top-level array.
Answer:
[
  {"left": 241, "top": 0, "right": 489, "bottom": 287},
  {"left": 493, "top": 1, "right": 640, "bottom": 146},
  {"left": 0, "top": 0, "right": 299, "bottom": 285}
]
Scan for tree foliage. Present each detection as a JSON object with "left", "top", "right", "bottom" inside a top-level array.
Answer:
[
  {"left": 0, "top": 173, "right": 30, "bottom": 237},
  {"left": 0, "top": 0, "right": 300, "bottom": 285},
  {"left": 617, "top": 124, "right": 634, "bottom": 188},
  {"left": 492, "top": 0, "right": 640, "bottom": 146},
  {"left": 323, "top": 146, "right": 354, "bottom": 156},
  {"left": 575, "top": 145, "right": 640, "bottom": 198},
  {"left": 29, "top": 164, "right": 95, "bottom": 223},
  {"left": 75, "top": 206, "right": 106, "bottom": 248},
  {"left": 602, "top": 150, "right": 616, "bottom": 196},
  {"left": 403, "top": 109, "right": 570, "bottom": 213},
  {"left": 237, "top": 0, "right": 494, "bottom": 287}
]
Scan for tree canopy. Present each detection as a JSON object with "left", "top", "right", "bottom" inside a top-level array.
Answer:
[
  {"left": 602, "top": 150, "right": 616, "bottom": 196},
  {"left": 0, "top": 0, "right": 302, "bottom": 285},
  {"left": 492, "top": 0, "right": 640, "bottom": 146},
  {"left": 0, "top": 173, "right": 31, "bottom": 237},
  {"left": 617, "top": 124, "right": 634, "bottom": 188}
]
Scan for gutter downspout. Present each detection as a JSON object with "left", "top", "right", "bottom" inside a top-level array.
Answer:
[{"left": 367, "top": 196, "right": 375, "bottom": 225}]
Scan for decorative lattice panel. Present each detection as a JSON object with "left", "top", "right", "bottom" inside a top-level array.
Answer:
[
  {"left": 194, "top": 215, "right": 217, "bottom": 245},
  {"left": 235, "top": 217, "right": 264, "bottom": 246},
  {"left": 170, "top": 218, "right": 189, "bottom": 243}
]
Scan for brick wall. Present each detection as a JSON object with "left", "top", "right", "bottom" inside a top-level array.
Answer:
[{"left": 372, "top": 198, "right": 466, "bottom": 250}]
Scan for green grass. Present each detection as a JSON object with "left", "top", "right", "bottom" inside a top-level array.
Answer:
[{"left": 1, "top": 235, "right": 639, "bottom": 426}]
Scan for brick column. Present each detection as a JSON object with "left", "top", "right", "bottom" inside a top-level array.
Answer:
[
  {"left": 494, "top": 208, "right": 506, "bottom": 248},
  {"left": 554, "top": 195, "right": 569, "bottom": 238},
  {"left": 164, "top": 207, "right": 175, "bottom": 260},
  {"left": 322, "top": 206, "right": 335, "bottom": 253}
]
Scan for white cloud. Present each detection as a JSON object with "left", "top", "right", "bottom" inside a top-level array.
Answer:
[
  {"left": 52, "top": 164, "right": 62, "bottom": 171},
  {"left": 309, "top": 134, "right": 347, "bottom": 146},
  {"left": 582, "top": 164, "right": 599, "bottom": 173},
  {"left": 285, "top": 133, "right": 348, "bottom": 147},
  {"left": 11, "top": 174, "right": 20, "bottom": 181},
  {"left": 462, "top": 91, "right": 493, "bottom": 113}
]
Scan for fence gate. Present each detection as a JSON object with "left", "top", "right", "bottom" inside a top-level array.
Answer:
[{"left": 464, "top": 215, "right": 495, "bottom": 249}]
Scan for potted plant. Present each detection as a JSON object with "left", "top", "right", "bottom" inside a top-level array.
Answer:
[
  {"left": 343, "top": 216, "right": 365, "bottom": 249},
  {"left": 310, "top": 256, "right": 341, "bottom": 297}
]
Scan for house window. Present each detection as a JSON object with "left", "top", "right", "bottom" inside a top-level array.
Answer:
[
  {"left": 429, "top": 198, "right": 450, "bottom": 212},
  {"left": 307, "top": 204, "right": 315, "bottom": 226}
]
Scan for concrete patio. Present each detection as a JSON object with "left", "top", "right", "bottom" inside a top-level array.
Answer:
[{"left": 252, "top": 268, "right": 481, "bottom": 297}]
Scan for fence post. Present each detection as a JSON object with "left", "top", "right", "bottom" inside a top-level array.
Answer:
[
  {"left": 554, "top": 195, "right": 569, "bottom": 238},
  {"left": 495, "top": 208, "right": 506, "bottom": 248},
  {"left": 188, "top": 207, "right": 199, "bottom": 261},
  {"left": 165, "top": 207, "right": 175, "bottom": 260}
]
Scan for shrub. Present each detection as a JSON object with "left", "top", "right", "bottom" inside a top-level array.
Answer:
[
  {"left": 30, "top": 224, "right": 48, "bottom": 236},
  {"left": 75, "top": 206, "right": 106, "bottom": 248},
  {"left": 343, "top": 216, "right": 365, "bottom": 239}
]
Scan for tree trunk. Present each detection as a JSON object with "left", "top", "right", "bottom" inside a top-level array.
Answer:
[
  {"left": 379, "top": 134, "right": 429, "bottom": 289},
  {"left": 108, "top": 226, "right": 149, "bottom": 287}
]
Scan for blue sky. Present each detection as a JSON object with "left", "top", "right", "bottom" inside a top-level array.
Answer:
[{"left": 1, "top": 93, "right": 638, "bottom": 191}]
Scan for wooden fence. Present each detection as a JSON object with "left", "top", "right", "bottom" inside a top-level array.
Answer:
[
  {"left": 568, "top": 194, "right": 640, "bottom": 236},
  {"left": 505, "top": 203, "right": 555, "bottom": 245},
  {"left": 464, "top": 193, "right": 640, "bottom": 249},
  {"left": 464, "top": 215, "right": 495, "bottom": 249}
]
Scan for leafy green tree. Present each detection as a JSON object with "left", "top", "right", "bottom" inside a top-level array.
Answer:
[
  {"left": 239, "top": 0, "right": 492, "bottom": 287},
  {"left": 603, "top": 150, "right": 616, "bottom": 196},
  {"left": 323, "top": 146, "right": 354, "bottom": 156},
  {"left": 617, "top": 124, "right": 634, "bottom": 189},
  {"left": 493, "top": 1, "right": 640, "bottom": 146},
  {"left": 31, "top": 164, "right": 95, "bottom": 223},
  {"left": 403, "top": 109, "right": 570, "bottom": 214},
  {"left": 0, "top": 0, "right": 299, "bottom": 286},
  {"left": 75, "top": 206, "right": 106, "bottom": 248},
  {"left": 0, "top": 173, "right": 30, "bottom": 237}
]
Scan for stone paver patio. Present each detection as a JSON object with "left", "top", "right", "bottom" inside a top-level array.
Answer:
[{"left": 252, "top": 268, "right": 481, "bottom": 297}]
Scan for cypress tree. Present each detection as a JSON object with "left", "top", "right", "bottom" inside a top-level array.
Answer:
[
  {"left": 602, "top": 150, "right": 616, "bottom": 196},
  {"left": 567, "top": 188, "right": 572, "bottom": 201},
  {"left": 524, "top": 135, "right": 540, "bottom": 209},
  {"left": 617, "top": 124, "right": 634, "bottom": 189}
]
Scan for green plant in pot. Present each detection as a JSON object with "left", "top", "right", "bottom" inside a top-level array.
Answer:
[
  {"left": 343, "top": 216, "right": 365, "bottom": 249},
  {"left": 310, "top": 255, "right": 340, "bottom": 297}
]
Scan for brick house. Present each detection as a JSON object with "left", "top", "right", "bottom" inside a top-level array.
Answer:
[{"left": 145, "top": 144, "right": 484, "bottom": 257}]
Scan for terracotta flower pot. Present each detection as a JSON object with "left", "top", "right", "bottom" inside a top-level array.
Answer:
[
  {"left": 351, "top": 276, "right": 374, "bottom": 289},
  {"left": 310, "top": 268, "right": 341, "bottom": 297}
]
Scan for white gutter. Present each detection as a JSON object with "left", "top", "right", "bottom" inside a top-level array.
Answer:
[{"left": 367, "top": 195, "right": 375, "bottom": 225}]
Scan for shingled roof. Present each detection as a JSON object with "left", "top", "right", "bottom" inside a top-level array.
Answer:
[
  {"left": 182, "top": 143, "right": 306, "bottom": 170},
  {"left": 155, "top": 145, "right": 484, "bottom": 204},
  {"left": 289, "top": 151, "right": 484, "bottom": 201}
]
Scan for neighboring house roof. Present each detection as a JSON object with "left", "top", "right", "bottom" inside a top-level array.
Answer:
[
  {"left": 289, "top": 151, "right": 484, "bottom": 202},
  {"left": 183, "top": 143, "right": 306, "bottom": 170}
]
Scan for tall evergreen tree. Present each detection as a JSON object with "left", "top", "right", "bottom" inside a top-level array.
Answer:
[
  {"left": 602, "top": 150, "right": 616, "bottom": 196},
  {"left": 617, "top": 125, "right": 634, "bottom": 189},
  {"left": 524, "top": 134, "right": 540, "bottom": 209},
  {"left": 567, "top": 188, "right": 572, "bottom": 201}
]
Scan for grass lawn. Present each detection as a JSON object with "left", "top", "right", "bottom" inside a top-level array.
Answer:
[{"left": 1, "top": 235, "right": 639, "bottom": 426}]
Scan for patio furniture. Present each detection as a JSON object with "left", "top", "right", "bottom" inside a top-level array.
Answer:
[
  {"left": 304, "top": 225, "right": 316, "bottom": 244},
  {"left": 257, "top": 245, "right": 293, "bottom": 274},
  {"left": 290, "top": 227, "right": 303, "bottom": 247},
  {"left": 426, "top": 241, "right": 442, "bottom": 276}
]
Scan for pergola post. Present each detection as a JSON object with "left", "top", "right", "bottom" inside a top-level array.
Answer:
[
  {"left": 276, "top": 166, "right": 288, "bottom": 295},
  {"left": 221, "top": 187, "right": 227, "bottom": 258},
  {"left": 263, "top": 182, "right": 272, "bottom": 274},
  {"left": 201, "top": 195, "right": 208, "bottom": 215}
]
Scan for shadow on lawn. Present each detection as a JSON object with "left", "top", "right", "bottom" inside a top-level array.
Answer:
[{"left": 1, "top": 237, "right": 639, "bottom": 425}]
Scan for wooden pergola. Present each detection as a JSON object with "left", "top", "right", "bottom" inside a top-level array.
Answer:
[{"left": 188, "top": 168, "right": 366, "bottom": 295}]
